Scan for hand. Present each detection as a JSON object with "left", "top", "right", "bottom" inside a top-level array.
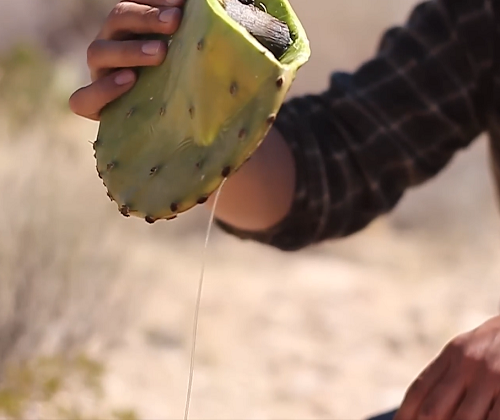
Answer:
[
  {"left": 395, "top": 315, "right": 500, "bottom": 420},
  {"left": 69, "top": 0, "right": 185, "bottom": 121}
]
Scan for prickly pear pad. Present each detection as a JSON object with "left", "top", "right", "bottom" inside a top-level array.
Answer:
[{"left": 95, "top": 0, "right": 310, "bottom": 222}]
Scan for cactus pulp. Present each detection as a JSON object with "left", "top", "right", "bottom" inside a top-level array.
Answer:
[{"left": 95, "top": 0, "right": 310, "bottom": 223}]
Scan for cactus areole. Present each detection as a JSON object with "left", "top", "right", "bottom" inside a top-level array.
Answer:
[{"left": 95, "top": 0, "right": 311, "bottom": 223}]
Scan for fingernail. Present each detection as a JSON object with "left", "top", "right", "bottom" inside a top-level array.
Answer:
[
  {"left": 159, "top": 8, "right": 178, "bottom": 23},
  {"left": 142, "top": 41, "right": 161, "bottom": 55},
  {"left": 115, "top": 71, "right": 135, "bottom": 85}
]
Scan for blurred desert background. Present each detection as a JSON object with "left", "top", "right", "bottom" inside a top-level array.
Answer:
[{"left": 0, "top": 0, "right": 499, "bottom": 419}]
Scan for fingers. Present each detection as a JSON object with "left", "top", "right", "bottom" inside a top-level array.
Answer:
[
  {"left": 394, "top": 350, "right": 452, "bottom": 420},
  {"left": 97, "top": 2, "right": 182, "bottom": 41},
  {"left": 414, "top": 371, "right": 465, "bottom": 419},
  {"left": 69, "top": 70, "right": 136, "bottom": 121},
  {"left": 70, "top": 0, "right": 185, "bottom": 122},
  {"left": 453, "top": 384, "right": 496, "bottom": 420},
  {"left": 87, "top": 38, "right": 167, "bottom": 80}
]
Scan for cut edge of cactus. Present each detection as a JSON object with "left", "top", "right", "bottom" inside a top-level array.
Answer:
[{"left": 208, "top": 0, "right": 311, "bottom": 70}]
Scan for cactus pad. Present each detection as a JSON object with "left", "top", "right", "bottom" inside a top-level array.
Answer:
[{"left": 95, "top": 0, "right": 310, "bottom": 223}]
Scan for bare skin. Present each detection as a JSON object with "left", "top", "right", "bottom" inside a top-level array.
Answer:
[
  {"left": 68, "top": 0, "right": 296, "bottom": 233},
  {"left": 69, "top": 2, "right": 500, "bottom": 418}
]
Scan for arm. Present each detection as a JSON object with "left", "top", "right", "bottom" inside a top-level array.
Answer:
[
  {"left": 211, "top": 0, "right": 495, "bottom": 250},
  {"left": 69, "top": 0, "right": 495, "bottom": 252}
]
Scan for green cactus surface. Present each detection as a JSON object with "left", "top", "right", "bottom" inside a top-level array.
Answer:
[{"left": 95, "top": 0, "right": 310, "bottom": 223}]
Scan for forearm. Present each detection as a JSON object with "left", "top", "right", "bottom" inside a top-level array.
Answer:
[
  {"left": 206, "top": 127, "right": 296, "bottom": 232},
  {"left": 210, "top": 0, "right": 495, "bottom": 251}
]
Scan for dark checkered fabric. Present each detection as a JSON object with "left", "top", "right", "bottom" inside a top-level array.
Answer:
[{"left": 217, "top": 0, "right": 500, "bottom": 251}]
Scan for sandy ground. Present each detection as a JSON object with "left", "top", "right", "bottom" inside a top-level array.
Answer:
[
  {"left": 96, "top": 137, "right": 500, "bottom": 420},
  {"left": 1, "top": 0, "right": 500, "bottom": 419}
]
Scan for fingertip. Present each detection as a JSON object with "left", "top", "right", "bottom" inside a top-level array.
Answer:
[
  {"left": 158, "top": 7, "right": 182, "bottom": 33},
  {"left": 68, "top": 70, "right": 137, "bottom": 122},
  {"left": 114, "top": 69, "right": 136, "bottom": 86},
  {"left": 68, "top": 86, "right": 86, "bottom": 116}
]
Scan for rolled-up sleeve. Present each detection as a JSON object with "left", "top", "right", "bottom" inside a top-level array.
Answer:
[{"left": 217, "top": 0, "right": 495, "bottom": 251}]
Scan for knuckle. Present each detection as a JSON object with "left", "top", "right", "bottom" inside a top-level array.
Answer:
[
  {"left": 107, "top": 2, "right": 136, "bottom": 29},
  {"left": 446, "top": 333, "right": 470, "bottom": 355},
  {"left": 449, "top": 334, "right": 467, "bottom": 349},
  {"left": 109, "top": 2, "right": 130, "bottom": 20},
  {"left": 143, "top": 7, "right": 165, "bottom": 29},
  {"left": 108, "top": 2, "right": 162, "bottom": 33},
  {"left": 404, "top": 377, "right": 425, "bottom": 400},
  {"left": 462, "top": 348, "right": 485, "bottom": 366},
  {"left": 448, "top": 336, "right": 489, "bottom": 369},
  {"left": 144, "top": 6, "right": 160, "bottom": 19}
]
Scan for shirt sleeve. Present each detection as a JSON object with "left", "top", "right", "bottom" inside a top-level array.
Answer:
[{"left": 216, "top": 0, "right": 495, "bottom": 251}]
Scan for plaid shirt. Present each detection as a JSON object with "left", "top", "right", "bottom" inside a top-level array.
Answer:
[{"left": 217, "top": 0, "right": 499, "bottom": 251}]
